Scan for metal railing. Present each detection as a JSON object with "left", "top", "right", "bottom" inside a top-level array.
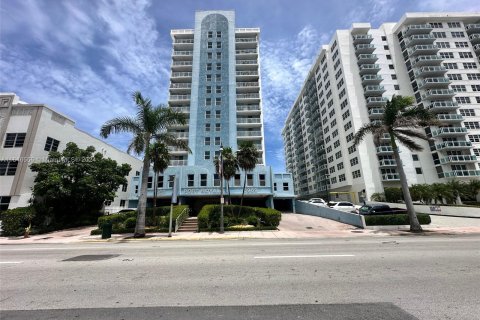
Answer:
[{"left": 175, "top": 208, "right": 190, "bottom": 232}]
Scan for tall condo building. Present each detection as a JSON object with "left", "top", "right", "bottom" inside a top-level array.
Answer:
[
  {"left": 282, "top": 13, "right": 480, "bottom": 203},
  {"left": 129, "top": 11, "right": 294, "bottom": 212}
]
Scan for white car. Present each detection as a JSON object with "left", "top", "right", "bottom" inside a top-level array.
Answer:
[
  {"left": 308, "top": 198, "right": 327, "bottom": 207},
  {"left": 329, "top": 201, "right": 356, "bottom": 212}
]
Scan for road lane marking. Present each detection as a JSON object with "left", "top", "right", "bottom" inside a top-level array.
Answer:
[
  {"left": 254, "top": 254, "right": 355, "bottom": 259},
  {"left": 0, "top": 261, "right": 23, "bottom": 264}
]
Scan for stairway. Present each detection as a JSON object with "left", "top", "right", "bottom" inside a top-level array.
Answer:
[{"left": 177, "top": 217, "right": 198, "bottom": 232}]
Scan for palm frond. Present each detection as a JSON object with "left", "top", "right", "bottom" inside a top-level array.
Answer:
[
  {"left": 154, "top": 132, "right": 191, "bottom": 153},
  {"left": 353, "top": 122, "right": 384, "bottom": 146},
  {"left": 100, "top": 116, "right": 142, "bottom": 138},
  {"left": 127, "top": 133, "right": 145, "bottom": 155},
  {"left": 394, "top": 128, "right": 431, "bottom": 142},
  {"left": 394, "top": 134, "right": 424, "bottom": 151}
]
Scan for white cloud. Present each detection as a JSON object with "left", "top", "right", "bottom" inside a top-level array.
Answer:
[{"left": 416, "top": 0, "right": 480, "bottom": 11}]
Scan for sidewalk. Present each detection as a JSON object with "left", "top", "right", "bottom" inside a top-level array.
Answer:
[{"left": 1, "top": 213, "right": 480, "bottom": 244}]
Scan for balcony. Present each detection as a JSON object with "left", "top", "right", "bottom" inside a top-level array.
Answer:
[
  {"left": 169, "top": 94, "right": 191, "bottom": 102},
  {"left": 236, "top": 93, "right": 260, "bottom": 101},
  {"left": 172, "top": 50, "right": 193, "bottom": 60},
  {"left": 439, "top": 170, "right": 480, "bottom": 178},
  {"left": 236, "top": 37, "right": 257, "bottom": 43},
  {"left": 431, "top": 127, "right": 468, "bottom": 137},
  {"left": 352, "top": 34, "right": 373, "bottom": 44},
  {"left": 361, "top": 75, "right": 383, "bottom": 85},
  {"left": 355, "top": 44, "right": 376, "bottom": 54},
  {"left": 171, "top": 72, "right": 192, "bottom": 80},
  {"left": 466, "top": 24, "right": 480, "bottom": 34},
  {"left": 436, "top": 114, "right": 463, "bottom": 123},
  {"left": 169, "top": 83, "right": 191, "bottom": 92},
  {"left": 237, "top": 131, "right": 262, "bottom": 138},
  {"left": 169, "top": 106, "right": 190, "bottom": 113},
  {"left": 171, "top": 132, "right": 189, "bottom": 139},
  {"left": 364, "top": 85, "right": 385, "bottom": 96},
  {"left": 414, "top": 66, "right": 447, "bottom": 77},
  {"left": 474, "top": 44, "right": 480, "bottom": 54},
  {"left": 382, "top": 173, "right": 400, "bottom": 181},
  {"left": 169, "top": 160, "right": 187, "bottom": 166},
  {"left": 357, "top": 54, "right": 378, "bottom": 64},
  {"left": 366, "top": 96, "right": 388, "bottom": 107},
  {"left": 407, "top": 44, "right": 439, "bottom": 56},
  {"left": 433, "top": 141, "right": 472, "bottom": 151},
  {"left": 368, "top": 108, "right": 385, "bottom": 119},
  {"left": 359, "top": 64, "right": 381, "bottom": 75},
  {"left": 235, "top": 37, "right": 257, "bottom": 49},
  {"left": 379, "top": 159, "right": 397, "bottom": 167},
  {"left": 403, "top": 24, "right": 433, "bottom": 36},
  {"left": 237, "top": 118, "right": 261, "bottom": 124},
  {"left": 411, "top": 55, "right": 443, "bottom": 67},
  {"left": 427, "top": 101, "right": 458, "bottom": 113},
  {"left": 236, "top": 60, "right": 258, "bottom": 70},
  {"left": 379, "top": 133, "right": 391, "bottom": 141},
  {"left": 235, "top": 49, "right": 258, "bottom": 57},
  {"left": 236, "top": 81, "right": 259, "bottom": 92},
  {"left": 469, "top": 34, "right": 480, "bottom": 44},
  {"left": 418, "top": 77, "right": 450, "bottom": 90},
  {"left": 421, "top": 89, "right": 455, "bottom": 100},
  {"left": 376, "top": 146, "right": 393, "bottom": 154},
  {"left": 173, "top": 39, "right": 194, "bottom": 50},
  {"left": 237, "top": 104, "right": 261, "bottom": 113},
  {"left": 405, "top": 34, "right": 435, "bottom": 47},
  {"left": 439, "top": 155, "right": 477, "bottom": 164}
]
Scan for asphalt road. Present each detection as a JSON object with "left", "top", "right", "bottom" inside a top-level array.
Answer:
[{"left": 1, "top": 236, "right": 479, "bottom": 320}]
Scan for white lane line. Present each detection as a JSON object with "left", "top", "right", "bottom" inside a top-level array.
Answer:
[
  {"left": 254, "top": 254, "right": 355, "bottom": 259},
  {"left": 0, "top": 261, "right": 23, "bottom": 264}
]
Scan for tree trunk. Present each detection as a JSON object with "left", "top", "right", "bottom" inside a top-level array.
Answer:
[
  {"left": 135, "top": 155, "right": 150, "bottom": 237},
  {"left": 239, "top": 172, "right": 247, "bottom": 216},
  {"left": 391, "top": 138, "right": 422, "bottom": 232},
  {"left": 227, "top": 179, "right": 231, "bottom": 205},
  {"left": 152, "top": 170, "right": 157, "bottom": 226}
]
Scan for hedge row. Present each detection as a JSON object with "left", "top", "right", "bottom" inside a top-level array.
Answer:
[
  {"left": 0, "top": 207, "right": 36, "bottom": 236},
  {"left": 364, "top": 213, "right": 431, "bottom": 226},
  {"left": 198, "top": 205, "right": 281, "bottom": 231},
  {"left": 97, "top": 205, "right": 189, "bottom": 232},
  {"left": 90, "top": 226, "right": 170, "bottom": 235}
]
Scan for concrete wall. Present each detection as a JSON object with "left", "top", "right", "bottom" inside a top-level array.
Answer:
[
  {"left": 295, "top": 200, "right": 365, "bottom": 228},
  {"left": 381, "top": 202, "right": 480, "bottom": 218}
]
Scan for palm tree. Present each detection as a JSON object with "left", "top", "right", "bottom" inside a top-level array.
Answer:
[
  {"left": 237, "top": 141, "right": 259, "bottom": 213},
  {"left": 149, "top": 142, "right": 170, "bottom": 222},
  {"left": 465, "top": 179, "right": 480, "bottom": 201},
  {"left": 353, "top": 95, "right": 438, "bottom": 232},
  {"left": 100, "top": 91, "right": 189, "bottom": 237},
  {"left": 445, "top": 179, "right": 466, "bottom": 205},
  {"left": 214, "top": 147, "right": 239, "bottom": 205}
]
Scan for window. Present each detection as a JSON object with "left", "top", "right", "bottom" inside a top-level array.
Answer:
[
  {"left": 216, "top": 42, "right": 221, "bottom": 49},
  {"left": 447, "top": 22, "right": 461, "bottom": 28},
  {"left": 207, "top": 52, "right": 212, "bottom": 60},
  {"left": 444, "top": 63, "right": 458, "bottom": 70},
  {"left": 412, "top": 154, "right": 419, "bottom": 161},
  {"left": 216, "top": 86, "right": 221, "bottom": 94},
  {"left": 204, "top": 137, "right": 211, "bottom": 146},
  {"left": 455, "top": 96, "right": 471, "bottom": 104},
  {"left": 273, "top": 182, "right": 277, "bottom": 191},
  {"left": 215, "top": 97, "right": 222, "bottom": 106},
  {"left": 451, "top": 31, "right": 465, "bottom": 38},
  {"left": 391, "top": 74, "right": 397, "bottom": 80},
  {"left": 454, "top": 42, "right": 469, "bottom": 48},
  {"left": 459, "top": 52, "right": 473, "bottom": 58},
  {"left": 259, "top": 174, "right": 266, "bottom": 186},
  {"left": 436, "top": 42, "right": 450, "bottom": 48},
  {"left": 330, "top": 119, "right": 337, "bottom": 128},
  {"left": 169, "top": 175, "right": 175, "bottom": 188},
  {"left": 200, "top": 174, "right": 207, "bottom": 187},
  {"left": 216, "top": 63, "right": 221, "bottom": 71},
  {"left": 447, "top": 74, "right": 462, "bottom": 80},
  {"left": 467, "top": 74, "right": 480, "bottom": 80},
  {"left": 389, "top": 64, "right": 394, "bottom": 70},
  {"left": 215, "top": 123, "right": 221, "bottom": 132},
  {"left": 342, "top": 110, "right": 350, "bottom": 120},
  {"left": 246, "top": 174, "right": 254, "bottom": 186},
  {"left": 460, "top": 109, "right": 475, "bottom": 117},
  {"left": 352, "top": 170, "right": 361, "bottom": 179},
  {"left": 337, "top": 162, "right": 344, "bottom": 170},
  {"left": 468, "top": 135, "right": 480, "bottom": 142},
  {"left": 283, "top": 182, "right": 289, "bottom": 191},
  {"left": 206, "top": 63, "right": 212, "bottom": 70},
  {"left": 207, "top": 42, "right": 213, "bottom": 49},
  {"left": 187, "top": 174, "right": 194, "bottom": 187},
  {"left": 472, "top": 85, "right": 480, "bottom": 92},
  {"left": 234, "top": 174, "right": 241, "bottom": 186},
  {"left": 205, "top": 123, "right": 211, "bottom": 132},
  {"left": 204, "top": 151, "right": 211, "bottom": 160},
  {"left": 333, "top": 140, "right": 340, "bottom": 148},
  {"left": 394, "top": 85, "right": 400, "bottom": 90},
  {"left": 464, "top": 122, "right": 480, "bottom": 129},
  {"left": 216, "top": 31, "right": 221, "bottom": 38},
  {"left": 206, "top": 98, "right": 212, "bottom": 106},
  {"left": 384, "top": 45, "right": 389, "bottom": 50},
  {"left": 121, "top": 184, "right": 128, "bottom": 192},
  {"left": 206, "top": 74, "right": 212, "bottom": 81},
  {"left": 348, "top": 145, "right": 356, "bottom": 154},
  {"left": 213, "top": 174, "right": 220, "bottom": 187},
  {"left": 474, "top": 149, "right": 480, "bottom": 156},
  {"left": 215, "top": 110, "right": 221, "bottom": 119},
  {"left": 0, "top": 196, "right": 11, "bottom": 211},
  {"left": 3, "top": 133, "right": 26, "bottom": 148},
  {"left": 215, "top": 74, "right": 222, "bottom": 81},
  {"left": 463, "top": 62, "right": 477, "bottom": 69},
  {"left": 335, "top": 151, "right": 342, "bottom": 159},
  {"left": 44, "top": 137, "right": 60, "bottom": 151},
  {"left": 452, "top": 85, "right": 466, "bottom": 92},
  {"left": 135, "top": 185, "right": 138, "bottom": 193},
  {"left": 205, "top": 110, "right": 211, "bottom": 119},
  {"left": 119, "top": 200, "right": 126, "bottom": 207},
  {"left": 206, "top": 86, "right": 212, "bottom": 94},
  {"left": 157, "top": 176, "right": 164, "bottom": 188},
  {"left": 104, "top": 200, "right": 112, "bottom": 206},
  {"left": 439, "top": 52, "right": 454, "bottom": 59},
  {"left": 147, "top": 176, "right": 153, "bottom": 189},
  {"left": 215, "top": 137, "right": 221, "bottom": 146},
  {"left": 346, "top": 133, "right": 354, "bottom": 142},
  {"left": 429, "top": 22, "right": 443, "bottom": 28},
  {"left": 330, "top": 176, "right": 337, "bottom": 184},
  {"left": 344, "top": 121, "right": 352, "bottom": 131},
  {"left": 415, "top": 168, "right": 423, "bottom": 174},
  {"left": 208, "top": 31, "right": 213, "bottom": 38},
  {"left": 433, "top": 32, "right": 446, "bottom": 38},
  {"left": 328, "top": 156, "right": 334, "bottom": 162},
  {"left": 339, "top": 174, "right": 346, "bottom": 182},
  {"left": 381, "top": 36, "right": 386, "bottom": 41}
]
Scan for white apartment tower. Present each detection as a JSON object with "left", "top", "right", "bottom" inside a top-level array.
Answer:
[{"left": 282, "top": 13, "right": 480, "bottom": 202}]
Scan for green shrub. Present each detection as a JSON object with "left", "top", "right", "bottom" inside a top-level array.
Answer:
[
  {"left": 197, "top": 205, "right": 281, "bottom": 230},
  {"left": 384, "top": 187, "right": 404, "bottom": 203},
  {"left": 124, "top": 217, "right": 137, "bottom": 228},
  {"left": 365, "top": 213, "right": 431, "bottom": 226},
  {"left": 0, "top": 206, "right": 36, "bottom": 236}
]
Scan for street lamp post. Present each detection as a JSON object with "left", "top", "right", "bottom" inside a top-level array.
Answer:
[
  {"left": 219, "top": 145, "right": 224, "bottom": 233},
  {"left": 325, "top": 174, "right": 330, "bottom": 203}
]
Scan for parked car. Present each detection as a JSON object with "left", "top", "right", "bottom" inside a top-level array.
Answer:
[
  {"left": 329, "top": 201, "right": 356, "bottom": 212},
  {"left": 357, "top": 204, "right": 407, "bottom": 215},
  {"left": 308, "top": 198, "right": 327, "bottom": 206}
]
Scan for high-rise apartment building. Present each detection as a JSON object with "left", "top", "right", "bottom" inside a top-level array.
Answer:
[
  {"left": 129, "top": 11, "right": 294, "bottom": 212},
  {"left": 283, "top": 13, "right": 480, "bottom": 202}
]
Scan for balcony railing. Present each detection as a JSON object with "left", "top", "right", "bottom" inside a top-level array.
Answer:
[
  {"left": 421, "top": 89, "right": 455, "bottom": 100},
  {"left": 170, "top": 83, "right": 192, "bottom": 89},
  {"left": 437, "top": 114, "right": 463, "bottom": 122},
  {"left": 170, "top": 106, "right": 190, "bottom": 113},
  {"left": 357, "top": 54, "right": 378, "bottom": 64},
  {"left": 474, "top": 44, "right": 480, "bottom": 53},
  {"left": 417, "top": 77, "right": 450, "bottom": 89},
  {"left": 427, "top": 101, "right": 458, "bottom": 112},
  {"left": 368, "top": 108, "right": 385, "bottom": 118},
  {"left": 355, "top": 44, "right": 376, "bottom": 54},
  {"left": 465, "top": 24, "right": 480, "bottom": 34},
  {"left": 237, "top": 93, "right": 260, "bottom": 100},
  {"left": 172, "top": 61, "right": 193, "bottom": 66},
  {"left": 236, "top": 71, "right": 258, "bottom": 77},
  {"left": 364, "top": 85, "right": 385, "bottom": 96},
  {"left": 172, "top": 50, "right": 193, "bottom": 56},
  {"left": 379, "top": 159, "right": 397, "bottom": 167},
  {"left": 405, "top": 34, "right": 435, "bottom": 46},
  {"left": 468, "top": 34, "right": 480, "bottom": 43},
  {"left": 403, "top": 24, "right": 433, "bottom": 36},
  {"left": 174, "top": 39, "right": 194, "bottom": 44},
  {"left": 237, "top": 118, "right": 261, "bottom": 124},
  {"left": 439, "top": 170, "right": 480, "bottom": 178},
  {"left": 359, "top": 64, "right": 381, "bottom": 74},
  {"left": 382, "top": 173, "right": 400, "bottom": 181},
  {"left": 237, "top": 60, "right": 258, "bottom": 65},
  {"left": 235, "top": 38, "right": 257, "bottom": 43},
  {"left": 236, "top": 49, "right": 257, "bottom": 55},
  {"left": 169, "top": 160, "right": 188, "bottom": 166},
  {"left": 361, "top": 75, "right": 383, "bottom": 84},
  {"left": 352, "top": 34, "right": 373, "bottom": 44},
  {"left": 237, "top": 105, "right": 260, "bottom": 111},
  {"left": 433, "top": 141, "right": 472, "bottom": 151},
  {"left": 171, "top": 72, "right": 192, "bottom": 78},
  {"left": 236, "top": 82, "right": 259, "bottom": 87},
  {"left": 366, "top": 96, "right": 388, "bottom": 106},
  {"left": 376, "top": 146, "right": 393, "bottom": 153},
  {"left": 439, "top": 155, "right": 477, "bottom": 164},
  {"left": 411, "top": 55, "right": 443, "bottom": 67},
  {"left": 431, "top": 127, "right": 468, "bottom": 137},
  {"left": 414, "top": 66, "right": 447, "bottom": 77},
  {"left": 169, "top": 94, "right": 191, "bottom": 101},
  {"left": 407, "top": 44, "right": 439, "bottom": 56},
  {"left": 237, "top": 131, "right": 262, "bottom": 137}
]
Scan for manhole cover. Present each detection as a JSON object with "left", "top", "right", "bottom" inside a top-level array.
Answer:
[
  {"left": 305, "top": 227, "right": 313, "bottom": 229},
  {"left": 63, "top": 254, "right": 120, "bottom": 261}
]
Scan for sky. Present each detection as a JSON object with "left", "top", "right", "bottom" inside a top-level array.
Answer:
[{"left": 1, "top": 0, "right": 480, "bottom": 172}]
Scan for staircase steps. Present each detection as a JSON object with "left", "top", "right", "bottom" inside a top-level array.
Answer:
[{"left": 177, "top": 217, "right": 198, "bottom": 232}]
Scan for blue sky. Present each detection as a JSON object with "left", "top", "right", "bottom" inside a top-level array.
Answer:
[{"left": 1, "top": 0, "right": 479, "bottom": 172}]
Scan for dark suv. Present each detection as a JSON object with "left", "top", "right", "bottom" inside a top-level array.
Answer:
[{"left": 358, "top": 204, "right": 405, "bottom": 215}]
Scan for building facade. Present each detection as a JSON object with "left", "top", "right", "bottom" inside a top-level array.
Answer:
[
  {"left": 0, "top": 93, "right": 143, "bottom": 212},
  {"left": 128, "top": 11, "right": 294, "bottom": 212},
  {"left": 283, "top": 13, "right": 480, "bottom": 203}
]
